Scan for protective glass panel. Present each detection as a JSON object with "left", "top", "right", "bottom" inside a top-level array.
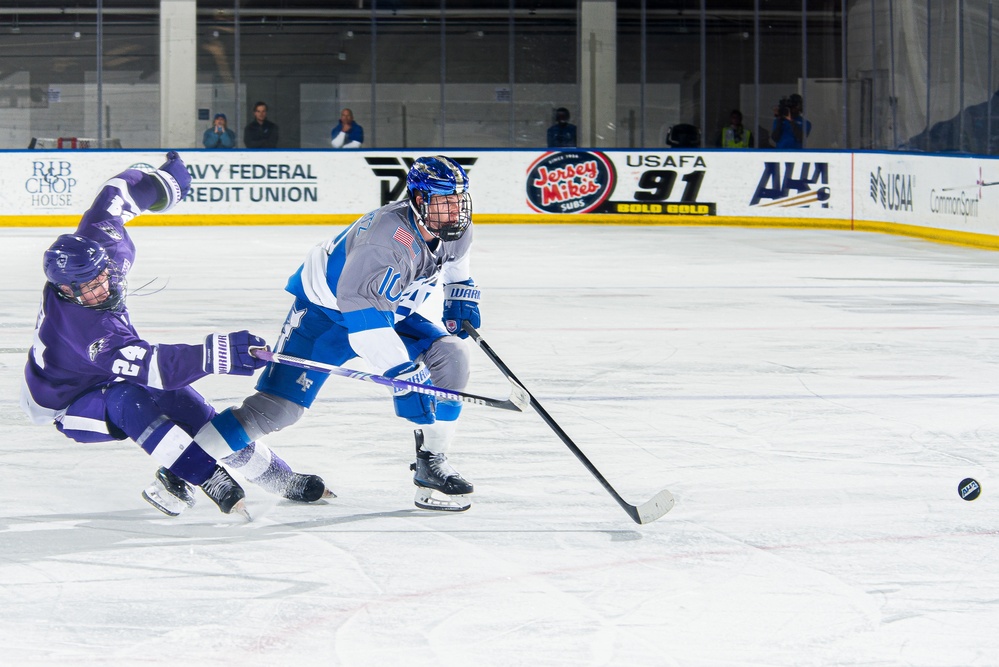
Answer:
[{"left": 1, "top": 1, "right": 161, "bottom": 149}]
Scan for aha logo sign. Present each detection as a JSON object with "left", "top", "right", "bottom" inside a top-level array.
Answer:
[
  {"left": 750, "top": 162, "right": 830, "bottom": 208},
  {"left": 526, "top": 151, "right": 615, "bottom": 214}
]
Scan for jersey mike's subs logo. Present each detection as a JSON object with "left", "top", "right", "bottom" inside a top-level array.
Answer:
[{"left": 526, "top": 151, "right": 615, "bottom": 214}]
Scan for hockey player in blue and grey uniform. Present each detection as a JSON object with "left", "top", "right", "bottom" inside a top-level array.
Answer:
[
  {"left": 20, "top": 152, "right": 331, "bottom": 520},
  {"left": 194, "top": 155, "right": 481, "bottom": 511}
]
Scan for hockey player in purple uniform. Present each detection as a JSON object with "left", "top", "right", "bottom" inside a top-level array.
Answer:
[
  {"left": 194, "top": 156, "right": 481, "bottom": 511},
  {"left": 20, "top": 152, "right": 331, "bottom": 520}
]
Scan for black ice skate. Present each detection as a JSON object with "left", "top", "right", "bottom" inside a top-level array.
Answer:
[
  {"left": 142, "top": 467, "right": 198, "bottom": 517},
  {"left": 282, "top": 473, "right": 336, "bottom": 502},
  {"left": 200, "top": 465, "right": 251, "bottom": 520},
  {"left": 409, "top": 429, "right": 473, "bottom": 512}
]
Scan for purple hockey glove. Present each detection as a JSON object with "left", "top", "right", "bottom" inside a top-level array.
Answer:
[
  {"left": 160, "top": 151, "right": 192, "bottom": 196},
  {"left": 204, "top": 331, "right": 269, "bottom": 376},
  {"left": 150, "top": 151, "right": 192, "bottom": 211}
]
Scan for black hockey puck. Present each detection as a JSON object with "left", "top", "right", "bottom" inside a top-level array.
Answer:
[{"left": 958, "top": 478, "right": 981, "bottom": 501}]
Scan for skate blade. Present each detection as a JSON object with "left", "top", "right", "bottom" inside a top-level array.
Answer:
[
  {"left": 228, "top": 499, "right": 253, "bottom": 522},
  {"left": 414, "top": 487, "right": 471, "bottom": 512},
  {"left": 154, "top": 469, "right": 197, "bottom": 508},
  {"left": 142, "top": 482, "right": 192, "bottom": 517}
]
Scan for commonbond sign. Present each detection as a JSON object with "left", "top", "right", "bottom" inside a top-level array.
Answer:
[
  {"left": 852, "top": 152, "right": 999, "bottom": 236},
  {"left": 4, "top": 149, "right": 999, "bottom": 233}
]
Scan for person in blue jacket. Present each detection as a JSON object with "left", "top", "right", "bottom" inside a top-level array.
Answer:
[
  {"left": 203, "top": 113, "right": 236, "bottom": 149},
  {"left": 331, "top": 108, "right": 364, "bottom": 149},
  {"left": 547, "top": 107, "right": 578, "bottom": 148},
  {"left": 771, "top": 94, "right": 812, "bottom": 149}
]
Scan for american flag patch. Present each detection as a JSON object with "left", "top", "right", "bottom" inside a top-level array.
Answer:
[{"left": 393, "top": 226, "right": 416, "bottom": 256}]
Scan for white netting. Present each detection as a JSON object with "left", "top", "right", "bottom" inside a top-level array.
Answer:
[{"left": 30, "top": 137, "right": 122, "bottom": 149}]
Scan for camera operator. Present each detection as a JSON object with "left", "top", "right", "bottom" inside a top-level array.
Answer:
[{"left": 771, "top": 93, "right": 811, "bottom": 149}]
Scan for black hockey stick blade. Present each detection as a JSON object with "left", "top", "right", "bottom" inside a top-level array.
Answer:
[{"left": 462, "top": 323, "right": 675, "bottom": 524}]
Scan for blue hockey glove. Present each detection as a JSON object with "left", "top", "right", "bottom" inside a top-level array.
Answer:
[
  {"left": 443, "top": 279, "right": 481, "bottom": 339},
  {"left": 385, "top": 361, "right": 436, "bottom": 425},
  {"left": 150, "top": 151, "right": 192, "bottom": 211},
  {"left": 204, "top": 331, "right": 269, "bottom": 376}
]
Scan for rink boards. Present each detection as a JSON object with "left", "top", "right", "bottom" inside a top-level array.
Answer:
[{"left": 2, "top": 148, "right": 998, "bottom": 249}]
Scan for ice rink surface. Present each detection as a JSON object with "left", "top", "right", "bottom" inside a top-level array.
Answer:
[{"left": 1, "top": 223, "right": 998, "bottom": 666}]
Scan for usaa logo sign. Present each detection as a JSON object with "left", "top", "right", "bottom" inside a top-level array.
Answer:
[{"left": 750, "top": 162, "right": 830, "bottom": 208}]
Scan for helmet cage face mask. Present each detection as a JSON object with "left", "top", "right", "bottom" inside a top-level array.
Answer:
[
  {"left": 43, "top": 234, "right": 126, "bottom": 311},
  {"left": 57, "top": 261, "right": 126, "bottom": 312},
  {"left": 406, "top": 156, "right": 472, "bottom": 242},
  {"left": 417, "top": 191, "right": 472, "bottom": 242},
  {"left": 66, "top": 265, "right": 125, "bottom": 311}
]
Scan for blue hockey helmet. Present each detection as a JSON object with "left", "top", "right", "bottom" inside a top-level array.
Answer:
[
  {"left": 43, "top": 234, "right": 125, "bottom": 311},
  {"left": 406, "top": 156, "right": 472, "bottom": 241}
]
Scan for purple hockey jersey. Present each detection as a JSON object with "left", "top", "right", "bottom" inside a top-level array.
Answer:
[{"left": 21, "top": 169, "right": 208, "bottom": 426}]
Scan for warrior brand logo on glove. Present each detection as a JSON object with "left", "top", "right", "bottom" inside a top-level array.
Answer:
[
  {"left": 216, "top": 337, "right": 231, "bottom": 371},
  {"left": 391, "top": 363, "right": 432, "bottom": 396},
  {"left": 204, "top": 334, "right": 231, "bottom": 374},
  {"left": 204, "top": 331, "right": 268, "bottom": 376},
  {"left": 446, "top": 285, "right": 481, "bottom": 301}
]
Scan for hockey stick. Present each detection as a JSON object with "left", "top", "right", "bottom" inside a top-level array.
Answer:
[
  {"left": 251, "top": 348, "right": 528, "bottom": 412},
  {"left": 462, "top": 323, "right": 675, "bottom": 525}
]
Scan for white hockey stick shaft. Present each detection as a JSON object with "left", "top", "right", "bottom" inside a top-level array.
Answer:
[
  {"left": 251, "top": 348, "right": 528, "bottom": 412},
  {"left": 462, "top": 323, "right": 675, "bottom": 524}
]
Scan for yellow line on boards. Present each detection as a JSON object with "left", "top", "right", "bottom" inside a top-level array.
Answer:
[
  {"left": 0, "top": 214, "right": 356, "bottom": 227},
  {"left": 3, "top": 214, "right": 998, "bottom": 251},
  {"left": 853, "top": 220, "right": 999, "bottom": 251}
]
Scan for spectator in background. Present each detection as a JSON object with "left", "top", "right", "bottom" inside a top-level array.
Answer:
[
  {"left": 719, "top": 109, "right": 752, "bottom": 148},
  {"left": 244, "top": 101, "right": 279, "bottom": 149},
  {"left": 203, "top": 113, "right": 236, "bottom": 149},
  {"left": 771, "top": 93, "right": 811, "bottom": 149},
  {"left": 331, "top": 108, "right": 364, "bottom": 149},
  {"left": 547, "top": 107, "right": 577, "bottom": 148},
  {"left": 666, "top": 123, "right": 701, "bottom": 148}
]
